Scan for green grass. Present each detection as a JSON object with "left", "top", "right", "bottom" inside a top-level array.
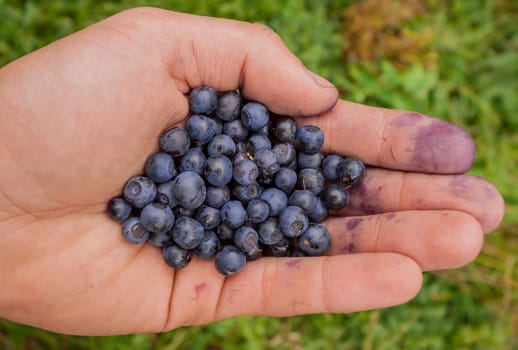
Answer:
[{"left": 1, "top": 0, "right": 517, "bottom": 349}]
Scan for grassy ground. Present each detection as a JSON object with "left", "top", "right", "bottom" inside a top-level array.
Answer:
[{"left": 1, "top": 0, "right": 517, "bottom": 349}]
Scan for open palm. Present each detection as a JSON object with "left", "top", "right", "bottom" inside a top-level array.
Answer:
[{"left": 0, "top": 8, "right": 504, "bottom": 336}]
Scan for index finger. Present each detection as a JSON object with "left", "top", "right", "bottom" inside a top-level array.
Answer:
[{"left": 299, "top": 100, "right": 476, "bottom": 174}]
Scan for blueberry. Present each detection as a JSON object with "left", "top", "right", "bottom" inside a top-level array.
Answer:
[
  {"left": 254, "top": 149, "right": 280, "bottom": 176},
  {"left": 174, "top": 206, "right": 195, "bottom": 218},
  {"left": 272, "top": 143, "right": 296, "bottom": 166},
  {"left": 189, "top": 86, "right": 218, "bottom": 114},
  {"left": 170, "top": 216, "right": 204, "bottom": 250},
  {"left": 163, "top": 242, "right": 193, "bottom": 269},
  {"left": 297, "top": 152, "right": 324, "bottom": 170},
  {"left": 232, "top": 182, "right": 262, "bottom": 204},
  {"left": 144, "top": 152, "right": 177, "bottom": 184},
  {"left": 248, "top": 133, "right": 272, "bottom": 152},
  {"left": 288, "top": 190, "right": 318, "bottom": 215},
  {"left": 309, "top": 197, "right": 328, "bottom": 223},
  {"left": 121, "top": 217, "right": 150, "bottom": 244},
  {"left": 260, "top": 188, "right": 287, "bottom": 216},
  {"left": 148, "top": 232, "right": 170, "bottom": 247},
  {"left": 233, "top": 226, "right": 260, "bottom": 256},
  {"left": 223, "top": 119, "right": 249, "bottom": 142},
  {"left": 273, "top": 117, "right": 298, "bottom": 143},
  {"left": 107, "top": 197, "right": 132, "bottom": 222},
  {"left": 274, "top": 167, "right": 298, "bottom": 194},
  {"left": 233, "top": 159, "right": 258, "bottom": 185},
  {"left": 320, "top": 184, "right": 350, "bottom": 210},
  {"left": 159, "top": 127, "right": 191, "bottom": 157},
  {"left": 194, "top": 205, "right": 221, "bottom": 230},
  {"left": 186, "top": 114, "right": 217, "bottom": 145},
  {"left": 207, "top": 134, "right": 236, "bottom": 156},
  {"left": 211, "top": 116, "right": 223, "bottom": 135},
  {"left": 179, "top": 148, "right": 207, "bottom": 175},
  {"left": 140, "top": 202, "right": 175, "bottom": 234},
  {"left": 215, "top": 245, "right": 247, "bottom": 276},
  {"left": 216, "top": 222, "right": 235, "bottom": 240},
  {"left": 241, "top": 102, "right": 270, "bottom": 131},
  {"left": 336, "top": 157, "right": 366, "bottom": 187},
  {"left": 205, "top": 185, "right": 231, "bottom": 209},
  {"left": 171, "top": 171, "right": 206, "bottom": 210},
  {"left": 204, "top": 155, "right": 233, "bottom": 187},
  {"left": 216, "top": 91, "right": 241, "bottom": 121},
  {"left": 194, "top": 230, "right": 220, "bottom": 259},
  {"left": 246, "top": 199, "right": 270, "bottom": 224},
  {"left": 258, "top": 218, "right": 283, "bottom": 245},
  {"left": 263, "top": 236, "right": 290, "bottom": 257},
  {"left": 279, "top": 206, "right": 309, "bottom": 237},
  {"left": 235, "top": 140, "right": 254, "bottom": 154},
  {"left": 232, "top": 151, "right": 252, "bottom": 164},
  {"left": 297, "top": 168, "right": 324, "bottom": 194},
  {"left": 296, "top": 125, "right": 324, "bottom": 154},
  {"left": 221, "top": 200, "right": 248, "bottom": 229},
  {"left": 123, "top": 176, "right": 157, "bottom": 209},
  {"left": 156, "top": 181, "right": 177, "bottom": 208},
  {"left": 297, "top": 223, "right": 331, "bottom": 256},
  {"left": 322, "top": 154, "right": 344, "bottom": 180}
]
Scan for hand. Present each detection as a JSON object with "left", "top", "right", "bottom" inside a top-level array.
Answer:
[{"left": 0, "top": 7, "right": 504, "bottom": 336}]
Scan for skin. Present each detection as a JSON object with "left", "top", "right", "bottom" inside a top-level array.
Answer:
[{"left": 0, "top": 7, "right": 505, "bottom": 335}]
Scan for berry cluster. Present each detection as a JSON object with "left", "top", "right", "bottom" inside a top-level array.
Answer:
[{"left": 107, "top": 86, "right": 365, "bottom": 276}]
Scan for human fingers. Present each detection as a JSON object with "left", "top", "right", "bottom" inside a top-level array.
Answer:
[
  {"left": 300, "top": 100, "right": 476, "bottom": 174},
  {"left": 325, "top": 210, "right": 483, "bottom": 271}
]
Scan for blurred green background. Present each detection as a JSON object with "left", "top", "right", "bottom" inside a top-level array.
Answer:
[{"left": 0, "top": 0, "right": 517, "bottom": 349}]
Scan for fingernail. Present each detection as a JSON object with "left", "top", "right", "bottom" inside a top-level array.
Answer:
[{"left": 306, "top": 68, "right": 335, "bottom": 88}]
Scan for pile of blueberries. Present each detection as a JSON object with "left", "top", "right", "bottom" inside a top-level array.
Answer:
[{"left": 107, "top": 86, "right": 365, "bottom": 276}]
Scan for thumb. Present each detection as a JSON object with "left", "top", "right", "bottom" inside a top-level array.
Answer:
[{"left": 119, "top": 7, "right": 339, "bottom": 117}]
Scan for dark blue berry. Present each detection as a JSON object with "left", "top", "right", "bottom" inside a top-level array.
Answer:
[
  {"left": 221, "top": 200, "right": 248, "bottom": 229},
  {"left": 288, "top": 190, "right": 318, "bottom": 215},
  {"left": 205, "top": 185, "right": 231, "bottom": 209},
  {"left": 232, "top": 151, "right": 251, "bottom": 164},
  {"left": 241, "top": 102, "right": 270, "bottom": 131},
  {"left": 246, "top": 199, "right": 270, "bottom": 224},
  {"left": 336, "top": 157, "right": 366, "bottom": 187},
  {"left": 159, "top": 127, "right": 191, "bottom": 157},
  {"left": 156, "top": 181, "right": 177, "bottom": 208},
  {"left": 297, "top": 223, "right": 331, "bottom": 256},
  {"left": 170, "top": 216, "right": 204, "bottom": 250},
  {"left": 297, "top": 152, "right": 324, "bottom": 170},
  {"left": 148, "top": 232, "right": 170, "bottom": 247},
  {"left": 123, "top": 176, "right": 157, "bottom": 209},
  {"left": 144, "top": 152, "right": 176, "bottom": 184},
  {"left": 140, "top": 202, "right": 175, "bottom": 234},
  {"left": 107, "top": 197, "right": 132, "bottom": 222},
  {"left": 194, "top": 205, "right": 221, "bottom": 230},
  {"left": 272, "top": 143, "right": 296, "bottom": 166},
  {"left": 216, "top": 91, "right": 241, "bottom": 121},
  {"left": 233, "top": 159, "right": 258, "bottom": 185},
  {"left": 234, "top": 226, "right": 260, "bottom": 256},
  {"left": 163, "top": 242, "right": 193, "bottom": 269},
  {"left": 171, "top": 171, "right": 206, "bottom": 210},
  {"left": 297, "top": 168, "right": 324, "bottom": 194},
  {"left": 273, "top": 117, "right": 297, "bottom": 143},
  {"left": 309, "top": 197, "right": 328, "bottom": 223},
  {"left": 235, "top": 140, "right": 254, "bottom": 154},
  {"left": 211, "top": 116, "right": 223, "bottom": 135},
  {"left": 207, "top": 134, "right": 236, "bottom": 156},
  {"left": 274, "top": 167, "right": 298, "bottom": 194},
  {"left": 232, "top": 182, "right": 262, "bottom": 204},
  {"left": 189, "top": 86, "right": 218, "bottom": 114},
  {"left": 296, "top": 125, "right": 324, "bottom": 154},
  {"left": 216, "top": 222, "right": 235, "bottom": 240},
  {"left": 204, "top": 154, "right": 233, "bottom": 187},
  {"left": 320, "top": 184, "right": 350, "bottom": 210},
  {"left": 254, "top": 149, "right": 280, "bottom": 176},
  {"left": 121, "top": 217, "right": 150, "bottom": 244},
  {"left": 260, "top": 188, "right": 287, "bottom": 216},
  {"left": 249, "top": 133, "right": 272, "bottom": 152},
  {"left": 194, "top": 230, "right": 220, "bottom": 259},
  {"left": 322, "top": 154, "right": 343, "bottom": 180},
  {"left": 186, "top": 114, "right": 217, "bottom": 145},
  {"left": 215, "top": 245, "right": 247, "bottom": 276},
  {"left": 179, "top": 148, "right": 206, "bottom": 175},
  {"left": 263, "top": 236, "right": 290, "bottom": 257},
  {"left": 223, "top": 119, "right": 248, "bottom": 142},
  {"left": 279, "top": 206, "right": 309, "bottom": 237},
  {"left": 258, "top": 218, "right": 283, "bottom": 245}
]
